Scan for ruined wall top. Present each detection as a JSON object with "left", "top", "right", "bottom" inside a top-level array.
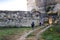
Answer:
[{"left": 27, "top": 0, "right": 57, "bottom": 11}]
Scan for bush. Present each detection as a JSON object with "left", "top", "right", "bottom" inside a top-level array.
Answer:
[{"left": 53, "top": 25, "right": 60, "bottom": 33}]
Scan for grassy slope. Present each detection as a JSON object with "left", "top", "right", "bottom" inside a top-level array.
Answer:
[
  {"left": 0, "top": 27, "right": 31, "bottom": 40},
  {"left": 41, "top": 25, "right": 60, "bottom": 40}
]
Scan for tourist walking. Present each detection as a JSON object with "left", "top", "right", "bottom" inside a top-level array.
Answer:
[{"left": 31, "top": 21, "right": 35, "bottom": 30}]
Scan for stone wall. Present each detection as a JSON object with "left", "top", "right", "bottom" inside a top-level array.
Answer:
[
  {"left": 27, "top": 0, "right": 36, "bottom": 11},
  {"left": 0, "top": 11, "right": 40, "bottom": 27}
]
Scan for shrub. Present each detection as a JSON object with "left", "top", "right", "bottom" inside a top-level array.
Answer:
[{"left": 53, "top": 25, "right": 60, "bottom": 33}]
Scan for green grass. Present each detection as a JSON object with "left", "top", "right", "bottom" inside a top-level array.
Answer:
[
  {"left": 26, "top": 26, "right": 42, "bottom": 38},
  {"left": 41, "top": 25, "right": 60, "bottom": 40},
  {"left": 0, "top": 27, "right": 31, "bottom": 40}
]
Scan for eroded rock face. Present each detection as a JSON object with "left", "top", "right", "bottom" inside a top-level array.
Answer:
[
  {"left": 56, "top": 0, "right": 60, "bottom": 3},
  {"left": 53, "top": 4, "right": 60, "bottom": 12},
  {"left": 27, "top": 0, "right": 45, "bottom": 11},
  {"left": 27, "top": 0, "right": 36, "bottom": 11},
  {"left": 27, "top": 0, "right": 57, "bottom": 14}
]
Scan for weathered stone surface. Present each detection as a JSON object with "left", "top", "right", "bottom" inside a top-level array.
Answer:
[
  {"left": 0, "top": 11, "right": 40, "bottom": 27},
  {"left": 27, "top": 0, "right": 56, "bottom": 12}
]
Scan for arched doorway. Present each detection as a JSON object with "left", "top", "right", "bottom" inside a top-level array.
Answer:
[{"left": 31, "top": 10, "right": 44, "bottom": 26}]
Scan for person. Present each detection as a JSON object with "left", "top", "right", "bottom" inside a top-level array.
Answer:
[
  {"left": 31, "top": 21, "right": 35, "bottom": 30},
  {"left": 39, "top": 21, "right": 41, "bottom": 26},
  {"left": 39, "top": 18, "right": 44, "bottom": 26}
]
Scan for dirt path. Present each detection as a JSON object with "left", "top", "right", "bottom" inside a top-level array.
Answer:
[
  {"left": 25, "top": 25, "right": 51, "bottom": 40},
  {"left": 16, "top": 25, "right": 50, "bottom": 40},
  {"left": 16, "top": 26, "right": 42, "bottom": 40},
  {"left": 36, "top": 25, "right": 52, "bottom": 40}
]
